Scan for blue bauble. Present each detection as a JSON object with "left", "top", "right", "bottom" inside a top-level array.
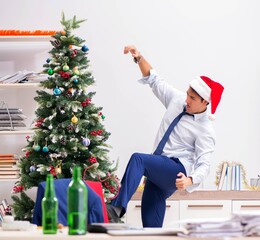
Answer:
[
  {"left": 82, "top": 137, "right": 90, "bottom": 146},
  {"left": 73, "top": 78, "right": 79, "bottom": 84},
  {"left": 46, "top": 58, "right": 51, "bottom": 63},
  {"left": 29, "top": 165, "right": 36, "bottom": 172},
  {"left": 34, "top": 145, "right": 41, "bottom": 152},
  {"left": 53, "top": 88, "right": 61, "bottom": 95},
  {"left": 81, "top": 45, "right": 89, "bottom": 52},
  {"left": 42, "top": 146, "right": 49, "bottom": 153}
]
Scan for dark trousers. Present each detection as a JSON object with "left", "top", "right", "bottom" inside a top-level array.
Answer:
[{"left": 111, "top": 152, "right": 186, "bottom": 227}]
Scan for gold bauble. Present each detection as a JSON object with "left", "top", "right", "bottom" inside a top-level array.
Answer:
[{"left": 71, "top": 115, "right": 78, "bottom": 124}]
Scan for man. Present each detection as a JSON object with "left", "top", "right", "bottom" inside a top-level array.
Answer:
[{"left": 108, "top": 45, "right": 224, "bottom": 227}]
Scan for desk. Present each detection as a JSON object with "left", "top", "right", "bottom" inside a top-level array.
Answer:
[{"left": 0, "top": 229, "right": 259, "bottom": 240}]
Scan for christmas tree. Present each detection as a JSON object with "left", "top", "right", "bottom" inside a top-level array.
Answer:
[{"left": 11, "top": 13, "right": 119, "bottom": 221}]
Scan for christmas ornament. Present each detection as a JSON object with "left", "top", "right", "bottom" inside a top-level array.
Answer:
[
  {"left": 46, "top": 101, "right": 52, "bottom": 108},
  {"left": 49, "top": 166, "right": 57, "bottom": 177},
  {"left": 53, "top": 87, "right": 61, "bottom": 95},
  {"left": 89, "top": 156, "right": 97, "bottom": 164},
  {"left": 60, "top": 137, "right": 66, "bottom": 145},
  {"left": 47, "top": 69, "right": 54, "bottom": 75},
  {"left": 69, "top": 45, "right": 73, "bottom": 49},
  {"left": 59, "top": 71, "right": 71, "bottom": 79},
  {"left": 12, "top": 185, "right": 24, "bottom": 193},
  {"left": 33, "top": 144, "right": 41, "bottom": 152},
  {"left": 67, "top": 124, "right": 74, "bottom": 133},
  {"left": 71, "top": 115, "right": 78, "bottom": 124},
  {"left": 55, "top": 166, "right": 62, "bottom": 174},
  {"left": 90, "top": 129, "right": 103, "bottom": 136},
  {"left": 71, "top": 49, "right": 78, "bottom": 57},
  {"left": 81, "top": 98, "right": 92, "bottom": 107},
  {"left": 73, "top": 68, "right": 80, "bottom": 75},
  {"left": 54, "top": 66, "right": 61, "bottom": 72},
  {"left": 35, "top": 118, "right": 44, "bottom": 127},
  {"left": 99, "top": 112, "right": 106, "bottom": 120},
  {"left": 50, "top": 39, "right": 61, "bottom": 48},
  {"left": 86, "top": 98, "right": 92, "bottom": 104},
  {"left": 82, "top": 137, "right": 90, "bottom": 146},
  {"left": 63, "top": 64, "right": 69, "bottom": 72},
  {"left": 25, "top": 151, "right": 31, "bottom": 158},
  {"left": 42, "top": 146, "right": 49, "bottom": 153},
  {"left": 66, "top": 90, "right": 73, "bottom": 98},
  {"left": 29, "top": 165, "right": 36, "bottom": 172},
  {"left": 82, "top": 45, "right": 89, "bottom": 52},
  {"left": 73, "top": 78, "right": 79, "bottom": 84},
  {"left": 46, "top": 58, "right": 51, "bottom": 63}
]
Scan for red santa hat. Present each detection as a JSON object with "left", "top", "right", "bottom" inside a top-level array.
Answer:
[{"left": 189, "top": 76, "right": 224, "bottom": 120}]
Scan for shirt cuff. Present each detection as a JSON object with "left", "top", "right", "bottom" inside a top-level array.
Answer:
[
  {"left": 185, "top": 183, "right": 201, "bottom": 193},
  {"left": 138, "top": 69, "right": 158, "bottom": 85}
]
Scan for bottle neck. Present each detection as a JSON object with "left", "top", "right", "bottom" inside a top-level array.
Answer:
[
  {"left": 72, "top": 166, "right": 82, "bottom": 181},
  {"left": 45, "top": 174, "right": 55, "bottom": 198}
]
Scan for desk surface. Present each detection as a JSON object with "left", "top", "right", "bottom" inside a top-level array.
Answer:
[
  {"left": 0, "top": 228, "right": 259, "bottom": 240},
  {"left": 132, "top": 190, "right": 260, "bottom": 200}
]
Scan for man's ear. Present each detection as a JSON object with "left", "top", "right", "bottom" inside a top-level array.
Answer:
[{"left": 204, "top": 100, "right": 209, "bottom": 106}]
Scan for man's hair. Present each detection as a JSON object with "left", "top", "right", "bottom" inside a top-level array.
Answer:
[
  {"left": 190, "top": 87, "right": 209, "bottom": 105},
  {"left": 190, "top": 87, "right": 204, "bottom": 102}
]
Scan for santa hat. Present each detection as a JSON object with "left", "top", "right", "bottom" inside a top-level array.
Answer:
[{"left": 189, "top": 76, "right": 224, "bottom": 120}]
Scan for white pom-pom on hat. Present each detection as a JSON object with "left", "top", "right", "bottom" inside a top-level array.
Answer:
[{"left": 189, "top": 76, "right": 224, "bottom": 120}]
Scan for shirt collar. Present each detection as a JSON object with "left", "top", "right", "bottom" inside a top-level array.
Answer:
[
  {"left": 183, "top": 105, "right": 208, "bottom": 121},
  {"left": 193, "top": 109, "right": 208, "bottom": 121}
]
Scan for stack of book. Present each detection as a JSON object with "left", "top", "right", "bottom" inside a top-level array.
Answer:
[
  {"left": 0, "top": 199, "right": 8, "bottom": 223},
  {"left": 0, "top": 154, "right": 20, "bottom": 179},
  {"left": 0, "top": 199, "right": 12, "bottom": 224},
  {"left": 217, "top": 162, "right": 241, "bottom": 191}
]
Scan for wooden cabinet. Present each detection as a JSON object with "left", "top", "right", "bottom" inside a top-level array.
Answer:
[
  {"left": 179, "top": 200, "right": 232, "bottom": 221},
  {"left": 126, "top": 200, "right": 179, "bottom": 228},
  {"left": 126, "top": 190, "right": 260, "bottom": 227},
  {"left": 232, "top": 200, "right": 260, "bottom": 213}
]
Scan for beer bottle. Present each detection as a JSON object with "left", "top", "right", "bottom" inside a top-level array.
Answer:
[
  {"left": 68, "top": 166, "right": 88, "bottom": 235},
  {"left": 42, "top": 174, "right": 58, "bottom": 234}
]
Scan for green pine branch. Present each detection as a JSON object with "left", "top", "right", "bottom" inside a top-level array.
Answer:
[
  {"left": 60, "top": 12, "right": 86, "bottom": 31},
  {"left": 11, "top": 192, "right": 35, "bottom": 221}
]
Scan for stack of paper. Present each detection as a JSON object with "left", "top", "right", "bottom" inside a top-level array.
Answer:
[
  {"left": 0, "top": 107, "right": 27, "bottom": 130},
  {"left": 232, "top": 211, "right": 260, "bottom": 236},
  {"left": 0, "top": 70, "right": 48, "bottom": 83},
  {"left": 179, "top": 212, "right": 260, "bottom": 237},
  {"left": 179, "top": 218, "right": 243, "bottom": 238}
]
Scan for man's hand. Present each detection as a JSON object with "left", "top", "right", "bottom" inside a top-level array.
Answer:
[
  {"left": 175, "top": 172, "right": 193, "bottom": 190},
  {"left": 124, "top": 45, "right": 141, "bottom": 58},
  {"left": 123, "top": 45, "right": 152, "bottom": 77}
]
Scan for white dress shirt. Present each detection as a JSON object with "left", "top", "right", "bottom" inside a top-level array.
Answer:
[{"left": 139, "top": 69, "right": 216, "bottom": 192}]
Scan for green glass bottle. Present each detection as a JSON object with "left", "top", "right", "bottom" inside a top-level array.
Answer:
[
  {"left": 68, "top": 166, "right": 88, "bottom": 235},
  {"left": 41, "top": 174, "right": 58, "bottom": 234}
]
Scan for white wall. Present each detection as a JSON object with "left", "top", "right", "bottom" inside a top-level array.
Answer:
[{"left": 1, "top": 0, "right": 260, "bottom": 190}]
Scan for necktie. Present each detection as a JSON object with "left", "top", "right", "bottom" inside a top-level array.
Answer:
[{"left": 153, "top": 108, "right": 192, "bottom": 155}]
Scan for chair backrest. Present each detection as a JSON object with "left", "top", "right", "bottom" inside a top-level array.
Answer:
[
  {"left": 32, "top": 178, "right": 105, "bottom": 226},
  {"left": 85, "top": 180, "right": 109, "bottom": 223}
]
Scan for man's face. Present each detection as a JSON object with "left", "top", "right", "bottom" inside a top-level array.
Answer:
[{"left": 185, "top": 87, "right": 208, "bottom": 114}]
